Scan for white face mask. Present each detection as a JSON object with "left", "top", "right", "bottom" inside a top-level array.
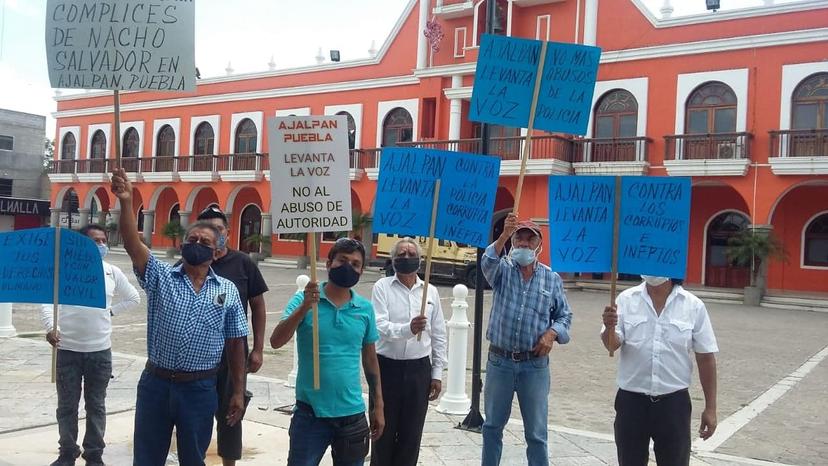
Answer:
[{"left": 641, "top": 275, "right": 669, "bottom": 287}]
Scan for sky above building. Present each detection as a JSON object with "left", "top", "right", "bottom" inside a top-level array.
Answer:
[{"left": 0, "top": 0, "right": 792, "bottom": 137}]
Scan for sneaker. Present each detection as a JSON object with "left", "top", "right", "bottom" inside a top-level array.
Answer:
[{"left": 49, "top": 452, "right": 80, "bottom": 466}]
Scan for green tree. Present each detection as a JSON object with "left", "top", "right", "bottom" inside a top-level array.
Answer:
[
  {"left": 162, "top": 221, "right": 184, "bottom": 248},
  {"left": 726, "top": 228, "right": 787, "bottom": 287}
]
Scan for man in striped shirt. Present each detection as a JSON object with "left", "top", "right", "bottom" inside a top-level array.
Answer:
[{"left": 480, "top": 213, "right": 572, "bottom": 466}]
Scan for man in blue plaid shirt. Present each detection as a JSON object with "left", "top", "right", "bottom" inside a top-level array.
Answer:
[
  {"left": 481, "top": 213, "right": 572, "bottom": 466},
  {"left": 111, "top": 168, "right": 249, "bottom": 466}
]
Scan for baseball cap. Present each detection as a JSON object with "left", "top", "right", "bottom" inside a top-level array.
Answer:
[
  {"left": 197, "top": 205, "right": 228, "bottom": 223},
  {"left": 515, "top": 220, "right": 542, "bottom": 239}
]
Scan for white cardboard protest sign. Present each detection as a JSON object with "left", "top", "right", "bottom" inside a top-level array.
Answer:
[
  {"left": 45, "top": 0, "right": 196, "bottom": 91},
  {"left": 268, "top": 115, "right": 352, "bottom": 234}
]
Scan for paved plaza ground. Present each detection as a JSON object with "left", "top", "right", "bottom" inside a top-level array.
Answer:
[{"left": 1, "top": 251, "right": 826, "bottom": 465}]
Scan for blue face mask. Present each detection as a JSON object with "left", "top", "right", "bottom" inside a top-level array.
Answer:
[
  {"left": 97, "top": 243, "right": 109, "bottom": 259},
  {"left": 217, "top": 234, "right": 227, "bottom": 249},
  {"left": 511, "top": 247, "right": 537, "bottom": 266}
]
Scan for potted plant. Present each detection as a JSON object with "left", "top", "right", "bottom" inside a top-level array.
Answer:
[
  {"left": 243, "top": 233, "right": 272, "bottom": 262},
  {"left": 726, "top": 228, "right": 787, "bottom": 306},
  {"left": 161, "top": 220, "right": 184, "bottom": 258},
  {"left": 350, "top": 211, "right": 372, "bottom": 256}
]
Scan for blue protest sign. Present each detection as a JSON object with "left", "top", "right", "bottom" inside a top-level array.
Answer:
[
  {"left": 470, "top": 34, "right": 600, "bottom": 136},
  {"left": 0, "top": 227, "right": 106, "bottom": 308},
  {"left": 469, "top": 34, "right": 542, "bottom": 129},
  {"left": 618, "top": 177, "right": 691, "bottom": 278},
  {"left": 535, "top": 42, "right": 601, "bottom": 135},
  {"left": 548, "top": 176, "right": 615, "bottom": 272},
  {"left": 374, "top": 148, "right": 501, "bottom": 248}
]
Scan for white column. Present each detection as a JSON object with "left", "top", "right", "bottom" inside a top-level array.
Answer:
[
  {"left": 78, "top": 208, "right": 91, "bottom": 229},
  {"left": 583, "top": 0, "right": 599, "bottom": 46},
  {"left": 0, "top": 303, "right": 16, "bottom": 338},
  {"left": 416, "top": 0, "right": 430, "bottom": 69},
  {"left": 50, "top": 208, "right": 61, "bottom": 228},
  {"left": 179, "top": 210, "right": 191, "bottom": 229},
  {"left": 286, "top": 274, "right": 310, "bottom": 387},
  {"left": 449, "top": 75, "right": 463, "bottom": 143},
  {"left": 437, "top": 284, "right": 472, "bottom": 414},
  {"left": 142, "top": 210, "right": 155, "bottom": 247},
  {"left": 261, "top": 213, "right": 273, "bottom": 257}
]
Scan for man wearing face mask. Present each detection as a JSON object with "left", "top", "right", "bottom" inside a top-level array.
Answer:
[
  {"left": 370, "top": 237, "right": 447, "bottom": 466},
  {"left": 601, "top": 276, "right": 718, "bottom": 466},
  {"left": 481, "top": 213, "right": 572, "bottom": 466},
  {"left": 194, "top": 206, "right": 269, "bottom": 466},
  {"left": 41, "top": 224, "right": 141, "bottom": 466},
  {"left": 270, "top": 237, "right": 385, "bottom": 466},
  {"left": 110, "top": 168, "right": 249, "bottom": 466}
]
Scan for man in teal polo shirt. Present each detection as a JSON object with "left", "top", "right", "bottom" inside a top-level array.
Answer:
[{"left": 271, "top": 238, "right": 385, "bottom": 466}]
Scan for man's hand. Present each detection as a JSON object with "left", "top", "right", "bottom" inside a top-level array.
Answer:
[
  {"left": 226, "top": 392, "right": 245, "bottom": 427},
  {"left": 699, "top": 408, "right": 717, "bottom": 440},
  {"left": 369, "top": 405, "right": 385, "bottom": 440},
  {"left": 603, "top": 305, "right": 618, "bottom": 327},
  {"left": 110, "top": 167, "right": 133, "bottom": 201},
  {"left": 46, "top": 330, "right": 59, "bottom": 348},
  {"left": 532, "top": 329, "right": 557, "bottom": 356},
  {"left": 247, "top": 349, "right": 263, "bottom": 373},
  {"left": 502, "top": 213, "right": 517, "bottom": 239},
  {"left": 428, "top": 380, "right": 442, "bottom": 401},
  {"left": 301, "top": 282, "right": 319, "bottom": 311},
  {"left": 410, "top": 315, "right": 427, "bottom": 335}
]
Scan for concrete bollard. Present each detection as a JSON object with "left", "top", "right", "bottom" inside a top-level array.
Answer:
[
  {"left": 437, "top": 284, "right": 472, "bottom": 414},
  {"left": 286, "top": 274, "right": 310, "bottom": 387},
  {"left": 0, "top": 303, "right": 16, "bottom": 338}
]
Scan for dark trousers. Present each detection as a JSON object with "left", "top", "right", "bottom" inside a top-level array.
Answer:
[
  {"left": 614, "top": 388, "right": 692, "bottom": 466},
  {"left": 215, "top": 341, "right": 251, "bottom": 461},
  {"left": 133, "top": 370, "right": 218, "bottom": 466},
  {"left": 55, "top": 349, "right": 112, "bottom": 462},
  {"left": 287, "top": 402, "right": 368, "bottom": 466},
  {"left": 370, "top": 355, "right": 432, "bottom": 466}
]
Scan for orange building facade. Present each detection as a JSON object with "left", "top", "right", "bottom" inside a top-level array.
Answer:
[{"left": 48, "top": 0, "right": 828, "bottom": 293}]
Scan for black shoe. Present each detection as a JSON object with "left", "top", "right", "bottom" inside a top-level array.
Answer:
[{"left": 49, "top": 452, "right": 80, "bottom": 466}]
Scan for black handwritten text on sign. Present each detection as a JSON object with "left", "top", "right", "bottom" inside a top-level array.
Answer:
[
  {"left": 45, "top": 0, "right": 196, "bottom": 91},
  {"left": 0, "top": 228, "right": 105, "bottom": 308},
  {"left": 373, "top": 148, "right": 501, "bottom": 248}
]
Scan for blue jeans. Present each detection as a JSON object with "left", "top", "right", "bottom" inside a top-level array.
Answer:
[
  {"left": 481, "top": 351, "right": 551, "bottom": 466},
  {"left": 287, "top": 403, "right": 367, "bottom": 466},
  {"left": 55, "top": 349, "right": 112, "bottom": 462},
  {"left": 133, "top": 370, "right": 218, "bottom": 466}
]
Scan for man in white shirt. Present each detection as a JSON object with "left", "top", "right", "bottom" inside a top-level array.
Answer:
[
  {"left": 41, "top": 224, "right": 141, "bottom": 466},
  {"left": 370, "top": 237, "right": 447, "bottom": 466},
  {"left": 601, "top": 276, "right": 718, "bottom": 466}
]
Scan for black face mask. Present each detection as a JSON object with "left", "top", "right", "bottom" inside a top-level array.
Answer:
[
  {"left": 393, "top": 257, "right": 420, "bottom": 274},
  {"left": 182, "top": 242, "right": 214, "bottom": 266},
  {"left": 328, "top": 262, "right": 361, "bottom": 288}
]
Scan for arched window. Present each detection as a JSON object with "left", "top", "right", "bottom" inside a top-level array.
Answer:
[
  {"left": 62, "top": 189, "right": 80, "bottom": 229},
  {"left": 61, "top": 133, "right": 76, "bottom": 160},
  {"left": 122, "top": 127, "right": 140, "bottom": 158},
  {"left": 792, "top": 73, "right": 828, "bottom": 130},
  {"left": 706, "top": 211, "right": 750, "bottom": 288},
  {"left": 337, "top": 111, "right": 357, "bottom": 150},
  {"left": 804, "top": 212, "right": 828, "bottom": 267},
  {"left": 169, "top": 203, "right": 181, "bottom": 224},
  {"left": 234, "top": 119, "right": 258, "bottom": 154},
  {"left": 194, "top": 122, "right": 215, "bottom": 155},
  {"left": 156, "top": 125, "right": 176, "bottom": 157},
  {"left": 239, "top": 204, "right": 263, "bottom": 253},
  {"left": 137, "top": 205, "right": 145, "bottom": 232},
  {"left": 594, "top": 89, "right": 638, "bottom": 138},
  {"left": 686, "top": 82, "right": 737, "bottom": 134},
  {"left": 381, "top": 108, "right": 413, "bottom": 147},
  {"left": 90, "top": 130, "right": 106, "bottom": 158}
]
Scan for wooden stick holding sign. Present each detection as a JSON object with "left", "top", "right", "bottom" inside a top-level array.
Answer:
[
  {"left": 512, "top": 40, "right": 548, "bottom": 216},
  {"left": 51, "top": 227, "right": 62, "bottom": 383},
  {"left": 607, "top": 176, "right": 622, "bottom": 357},
  {"left": 308, "top": 234, "right": 320, "bottom": 389},
  {"left": 113, "top": 90, "right": 122, "bottom": 169},
  {"left": 417, "top": 179, "right": 441, "bottom": 342}
]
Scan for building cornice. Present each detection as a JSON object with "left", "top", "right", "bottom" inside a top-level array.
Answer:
[
  {"left": 54, "top": 75, "right": 420, "bottom": 118},
  {"left": 629, "top": 0, "right": 828, "bottom": 28}
]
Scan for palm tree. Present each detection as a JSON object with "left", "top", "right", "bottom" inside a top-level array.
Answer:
[{"left": 726, "top": 228, "right": 787, "bottom": 304}]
